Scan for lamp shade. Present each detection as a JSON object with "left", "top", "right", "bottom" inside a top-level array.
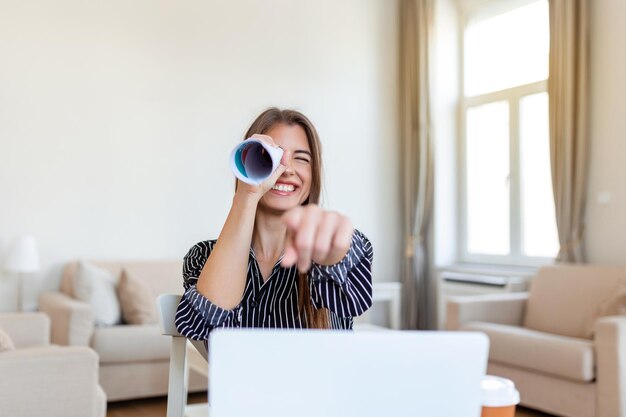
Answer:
[{"left": 5, "top": 235, "right": 40, "bottom": 273}]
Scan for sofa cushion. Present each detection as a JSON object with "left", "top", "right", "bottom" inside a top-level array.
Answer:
[
  {"left": 523, "top": 265, "right": 626, "bottom": 339},
  {"left": 73, "top": 261, "right": 122, "bottom": 327},
  {"left": 122, "top": 262, "right": 183, "bottom": 299},
  {"left": 61, "top": 261, "right": 124, "bottom": 298},
  {"left": 62, "top": 261, "right": 183, "bottom": 309},
  {"left": 92, "top": 325, "right": 169, "bottom": 364},
  {"left": 0, "top": 327, "right": 15, "bottom": 352},
  {"left": 117, "top": 270, "right": 158, "bottom": 325},
  {"left": 461, "top": 321, "right": 595, "bottom": 382}
]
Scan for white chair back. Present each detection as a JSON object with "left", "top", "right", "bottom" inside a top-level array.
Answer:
[{"left": 157, "top": 293, "right": 208, "bottom": 417}]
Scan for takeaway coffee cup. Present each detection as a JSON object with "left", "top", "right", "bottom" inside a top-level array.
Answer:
[
  {"left": 481, "top": 375, "right": 520, "bottom": 417},
  {"left": 230, "top": 138, "right": 284, "bottom": 185}
]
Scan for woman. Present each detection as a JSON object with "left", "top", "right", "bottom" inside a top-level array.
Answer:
[{"left": 175, "top": 108, "right": 373, "bottom": 345}]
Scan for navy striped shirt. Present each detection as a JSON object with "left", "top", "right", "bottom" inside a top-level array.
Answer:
[{"left": 175, "top": 229, "right": 373, "bottom": 341}]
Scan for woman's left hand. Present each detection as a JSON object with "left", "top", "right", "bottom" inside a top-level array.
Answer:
[{"left": 280, "top": 204, "right": 354, "bottom": 273}]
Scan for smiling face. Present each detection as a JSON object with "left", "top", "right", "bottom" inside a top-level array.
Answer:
[{"left": 258, "top": 123, "right": 313, "bottom": 212}]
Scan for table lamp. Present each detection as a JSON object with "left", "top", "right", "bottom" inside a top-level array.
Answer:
[{"left": 4, "top": 235, "right": 40, "bottom": 311}]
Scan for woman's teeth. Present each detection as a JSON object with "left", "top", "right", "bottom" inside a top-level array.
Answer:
[{"left": 272, "top": 184, "right": 295, "bottom": 192}]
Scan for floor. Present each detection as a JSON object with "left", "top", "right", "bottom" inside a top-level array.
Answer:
[
  {"left": 106, "top": 393, "right": 207, "bottom": 417},
  {"left": 106, "top": 392, "right": 556, "bottom": 417},
  {"left": 517, "top": 408, "right": 556, "bottom": 417}
]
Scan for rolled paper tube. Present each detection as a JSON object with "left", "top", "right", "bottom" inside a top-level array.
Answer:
[{"left": 230, "top": 138, "right": 284, "bottom": 185}]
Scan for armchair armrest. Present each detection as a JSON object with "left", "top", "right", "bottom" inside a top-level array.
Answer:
[
  {"left": 0, "top": 346, "right": 103, "bottom": 417},
  {"left": 0, "top": 313, "right": 50, "bottom": 348},
  {"left": 445, "top": 292, "right": 529, "bottom": 330},
  {"left": 39, "top": 292, "right": 94, "bottom": 346},
  {"left": 595, "top": 315, "right": 626, "bottom": 417}
]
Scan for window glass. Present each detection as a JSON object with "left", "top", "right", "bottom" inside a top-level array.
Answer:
[
  {"left": 466, "top": 101, "right": 510, "bottom": 255},
  {"left": 464, "top": 0, "right": 549, "bottom": 96},
  {"left": 520, "top": 92, "right": 559, "bottom": 257}
]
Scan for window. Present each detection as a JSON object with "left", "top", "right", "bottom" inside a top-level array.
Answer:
[{"left": 460, "top": 0, "right": 558, "bottom": 265}]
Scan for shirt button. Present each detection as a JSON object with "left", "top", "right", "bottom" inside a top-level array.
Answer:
[{"left": 250, "top": 301, "right": 258, "bottom": 308}]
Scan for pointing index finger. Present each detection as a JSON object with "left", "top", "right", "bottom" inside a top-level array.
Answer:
[{"left": 281, "top": 206, "right": 305, "bottom": 231}]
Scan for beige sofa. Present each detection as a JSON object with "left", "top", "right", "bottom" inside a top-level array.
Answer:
[
  {"left": 39, "top": 261, "right": 207, "bottom": 401},
  {"left": 446, "top": 264, "right": 626, "bottom": 417},
  {"left": 0, "top": 312, "right": 106, "bottom": 417}
]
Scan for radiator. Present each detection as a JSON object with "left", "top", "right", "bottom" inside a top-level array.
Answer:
[{"left": 437, "top": 270, "right": 531, "bottom": 329}]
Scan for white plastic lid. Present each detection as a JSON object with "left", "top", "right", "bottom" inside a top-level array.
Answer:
[{"left": 481, "top": 375, "right": 520, "bottom": 407}]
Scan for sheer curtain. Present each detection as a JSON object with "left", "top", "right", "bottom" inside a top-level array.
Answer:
[
  {"left": 548, "top": 0, "right": 590, "bottom": 262},
  {"left": 400, "top": 0, "right": 434, "bottom": 329}
]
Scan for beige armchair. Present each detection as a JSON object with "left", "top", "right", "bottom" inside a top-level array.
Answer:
[
  {"left": 38, "top": 260, "right": 207, "bottom": 401},
  {"left": 446, "top": 265, "right": 626, "bottom": 417},
  {"left": 0, "top": 312, "right": 106, "bottom": 417}
]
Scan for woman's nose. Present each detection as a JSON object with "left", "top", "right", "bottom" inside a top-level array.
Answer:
[{"left": 280, "top": 153, "right": 294, "bottom": 173}]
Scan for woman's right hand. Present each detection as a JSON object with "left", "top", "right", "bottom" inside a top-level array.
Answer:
[{"left": 235, "top": 134, "right": 286, "bottom": 202}]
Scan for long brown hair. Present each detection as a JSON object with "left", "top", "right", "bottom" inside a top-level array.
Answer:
[{"left": 243, "top": 108, "right": 329, "bottom": 329}]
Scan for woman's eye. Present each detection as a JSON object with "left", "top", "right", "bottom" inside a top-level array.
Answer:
[{"left": 295, "top": 157, "right": 310, "bottom": 163}]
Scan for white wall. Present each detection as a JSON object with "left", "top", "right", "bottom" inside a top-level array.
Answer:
[
  {"left": 0, "top": 0, "right": 401, "bottom": 311},
  {"left": 432, "top": 0, "right": 460, "bottom": 269},
  {"left": 430, "top": 0, "right": 460, "bottom": 329},
  {"left": 586, "top": 0, "right": 626, "bottom": 265}
]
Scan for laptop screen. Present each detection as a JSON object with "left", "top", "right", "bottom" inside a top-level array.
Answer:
[{"left": 209, "top": 329, "right": 488, "bottom": 417}]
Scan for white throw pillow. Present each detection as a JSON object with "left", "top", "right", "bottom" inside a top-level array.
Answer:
[{"left": 73, "top": 261, "right": 122, "bottom": 326}]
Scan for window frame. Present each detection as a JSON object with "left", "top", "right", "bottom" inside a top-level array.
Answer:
[{"left": 457, "top": 0, "right": 556, "bottom": 267}]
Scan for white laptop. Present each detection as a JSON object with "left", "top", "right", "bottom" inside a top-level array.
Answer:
[{"left": 208, "top": 330, "right": 489, "bottom": 417}]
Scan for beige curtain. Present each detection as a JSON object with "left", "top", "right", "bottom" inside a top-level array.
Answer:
[
  {"left": 400, "top": 0, "right": 434, "bottom": 330},
  {"left": 548, "top": 0, "right": 590, "bottom": 262}
]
